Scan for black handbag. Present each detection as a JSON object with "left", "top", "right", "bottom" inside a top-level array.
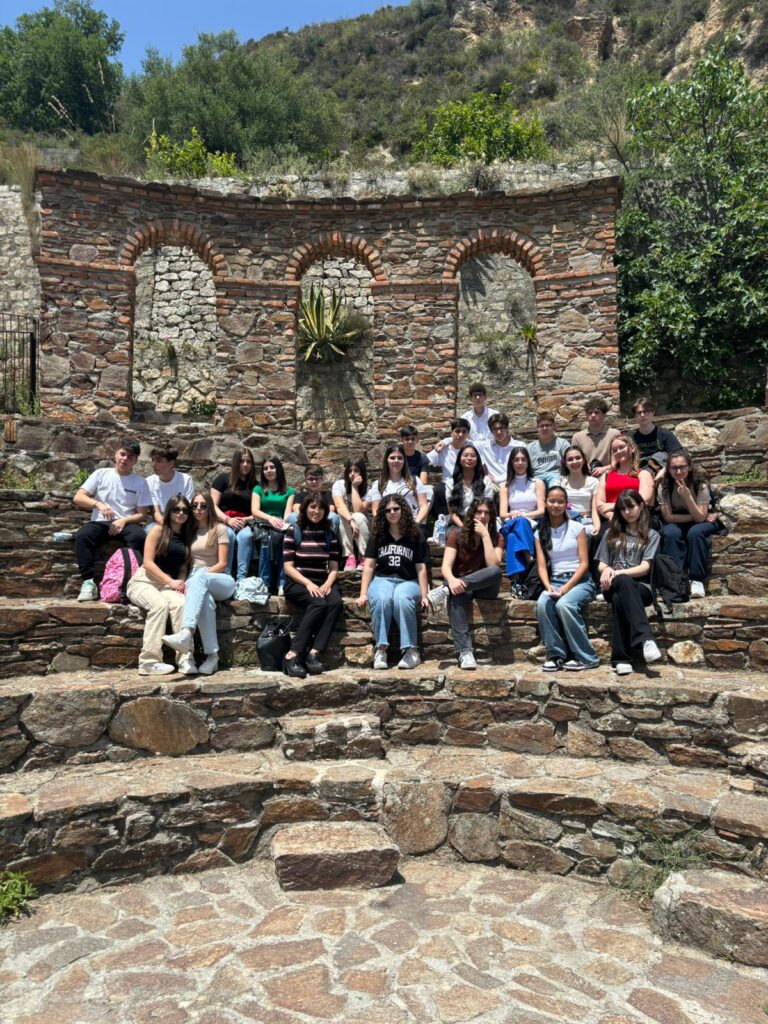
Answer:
[{"left": 256, "top": 618, "right": 291, "bottom": 671}]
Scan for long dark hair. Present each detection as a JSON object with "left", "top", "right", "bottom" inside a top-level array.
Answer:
[
  {"left": 343, "top": 457, "right": 368, "bottom": 499},
  {"left": 378, "top": 443, "right": 415, "bottom": 494},
  {"left": 260, "top": 455, "right": 287, "bottom": 493},
  {"left": 459, "top": 497, "right": 499, "bottom": 551},
  {"left": 537, "top": 485, "right": 568, "bottom": 557},
  {"left": 297, "top": 494, "right": 331, "bottom": 530},
  {"left": 662, "top": 449, "right": 706, "bottom": 498},
  {"left": 228, "top": 447, "right": 256, "bottom": 492},
  {"left": 372, "top": 492, "right": 419, "bottom": 547},
  {"left": 156, "top": 494, "right": 194, "bottom": 569},
  {"left": 605, "top": 489, "right": 651, "bottom": 555},
  {"left": 449, "top": 442, "right": 487, "bottom": 516},
  {"left": 505, "top": 445, "right": 533, "bottom": 485},
  {"left": 560, "top": 445, "right": 588, "bottom": 479}
]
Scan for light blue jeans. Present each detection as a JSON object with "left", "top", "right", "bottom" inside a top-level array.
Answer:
[
  {"left": 367, "top": 576, "right": 421, "bottom": 650},
  {"left": 535, "top": 572, "right": 598, "bottom": 667},
  {"left": 226, "top": 525, "right": 254, "bottom": 581},
  {"left": 182, "top": 569, "right": 235, "bottom": 654}
]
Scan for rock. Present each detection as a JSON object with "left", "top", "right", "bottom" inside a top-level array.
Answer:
[
  {"left": 0, "top": 608, "right": 48, "bottom": 636},
  {"left": 498, "top": 802, "right": 563, "bottom": 843},
  {"left": 344, "top": 646, "right": 373, "bottom": 667},
  {"left": 486, "top": 721, "right": 559, "bottom": 754},
  {"left": 652, "top": 869, "right": 768, "bottom": 968},
  {"left": 500, "top": 841, "right": 574, "bottom": 875},
  {"left": 674, "top": 420, "right": 720, "bottom": 450},
  {"left": 748, "top": 640, "right": 768, "bottom": 670},
  {"left": 667, "top": 641, "right": 705, "bottom": 666},
  {"left": 271, "top": 822, "right": 400, "bottom": 890},
  {"left": 108, "top": 697, "right": 209, "bottom": 755},
  {"left": 50, "top": 652, "right": 90, "bottom": 672},
  {"left": 21, "top": 689, "right": 117, "bottom": 747},
  {"left": 210, "top": 719, "right": 275, "bottom": 751},
  {"left": 560, "top": 356, "right": 603, "bottom": 387},
  {"left": 0, "top": 725, "right": 29, "bottom": 768},
  {"left": 565, "top": 721, "right": 609, "bottom": 758},
  {"left": 713, "top": 793, "right": 768, "bottom": 839},
  {"left": 381, "top": 781, "right": 450, "bottom": 854},
  {"left": 448, "top": 813, "right": 499, "bottom": 862},
  {"left": 718, "top": 494, "right": 768, "bottom": 530}
]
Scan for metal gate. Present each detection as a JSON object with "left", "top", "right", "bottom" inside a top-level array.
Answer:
[{"left": 0, "top": 314, "right": 39, "bottom": 414}]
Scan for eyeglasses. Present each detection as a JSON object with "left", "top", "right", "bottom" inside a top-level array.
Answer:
[
  {"left": 384, "top": 507, "right": 401, "bottom": 514},
  {"left": 191, "top": 503, "right": 208, "bottom": 510},
  {"left": 669, "top": 465, "right": 688, "bottom": 472}
]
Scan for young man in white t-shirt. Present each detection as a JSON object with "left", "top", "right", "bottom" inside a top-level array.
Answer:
[
  {"left": 73, "top": 439, "right": 153, "bottom": 601},
  {"left": 477, "top": 412, "right": 526, "bottom": 487},
  {"left": 146, "top": 445, "right": 196, "bottom": 526},
  {"left": 460, "top": 382, "right": 498, "bottom": 442}
]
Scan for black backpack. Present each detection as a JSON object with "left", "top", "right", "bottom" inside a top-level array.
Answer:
[{"left": 651, "top": 554, "right": 690, "bottom": 614}]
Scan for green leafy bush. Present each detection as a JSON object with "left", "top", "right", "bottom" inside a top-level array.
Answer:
[
  {"left": 298, "top": 285, "right": 367, "bottom": 363},
  {"left": 144, "top": 126, "right": 237, "bottom": 179},
  {"left": 0, "top": 871, "right": 37, "bottom": 922}
]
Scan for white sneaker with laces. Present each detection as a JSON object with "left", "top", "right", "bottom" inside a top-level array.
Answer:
[
  {"left": 427, "top": 585, "right": 448, "bottom": 613},
  {"left": 542, "top": 658, "right": 564, "bottom": 672},
  {"left": 178, "top": 653, "right": 198, "bottom": 676},
  {"left": 162, "top": 630, "right": 194, "bottom": 654},
  {"left": 458, "top": 650, "right": 477, "bottom": 671},
  {"left": 690, "top": 580, "right": 706, "bottom": 599},
  {"left": 77, "top": 579, "right": 99, "bottom": 602},
  {"left": 614, "top": 662, "right": 633, "bottom": 675},
  {"left": 643, "top": 639, "right": 662, "bottom": 663},
  {"left": 397, "top": 647, "right": 422, "bottom": 670},
  {"left": 138, "top": 662, "right": 175, "bottom": 676},
  {"left": 198, "top": 653, "right": 219, "bottom": 676},
  {"left": 373, "top": 647, "right": 388, "bottom": 670},
  {"left": 563, "top": 660, "right": 587, "bottom": 671}
]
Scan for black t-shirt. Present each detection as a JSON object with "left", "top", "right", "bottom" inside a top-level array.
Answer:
[
  {"left": 211, "top": 472, "right": 252, "bottom": 516},
  {"left": 364, "top": 529, "right": 428, "bottom": 581},
  {"left": 406, "top": 451, "right": 430, "bottom": 479},
  {"left": 632, "top": 426, "right": 682, "bottom": 466},
  {"left": 155, "top": 533, "right": 188, "bottom": 579}
]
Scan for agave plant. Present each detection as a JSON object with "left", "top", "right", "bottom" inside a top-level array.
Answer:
[{"left": 298, "top": 284, "right": 365, "bottom": 363}]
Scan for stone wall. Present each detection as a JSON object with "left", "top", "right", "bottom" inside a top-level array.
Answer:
[{"left": 0, "top": 186, "right": 40, "bottom": 318}]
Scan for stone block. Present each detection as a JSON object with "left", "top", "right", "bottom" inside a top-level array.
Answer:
[
  {"left": 500, "top": 841, "right": 574, "bottom": 875},
  {"left": 381, "top": 781, "right": 449, "bottom": 854},
  {"left": 21, "top": 689, "right": 116, "bottom": 747},
  {"left": 108, "top": 697, "right": 209, "bottom": 755},
  {"left": 448, "top": 813, "right": 499, "bottom": 862},
  {"left": 486, "top": 721, "right": 559, "bottom": 754},
  {"left": 271, "top": 821, "right": 399, "bottom": 890}
]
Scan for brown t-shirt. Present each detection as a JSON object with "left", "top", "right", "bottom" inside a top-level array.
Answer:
[
  {"left": 446, "top": 529, "right": 503, "bottom": 577},
  {"left": 571, "top": 427, "right": 621, "bottom": 468}
]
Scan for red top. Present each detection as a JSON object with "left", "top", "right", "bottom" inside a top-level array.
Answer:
[{"left": 605, "top": 470, "right": 639, "bottom": 504}]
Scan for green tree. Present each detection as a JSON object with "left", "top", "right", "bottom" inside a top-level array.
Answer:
[
  {"left": 412, "top": 88, "right": 548, "bottom": 166},
  {"left": 119, "top": 32, "right": 341, "bottom": 163},
  {"left": 0, "top": 0, "right": 123, "bottom": 133},
  {"left": 617, "top": 38, "right": 768, "bottom": 408}
]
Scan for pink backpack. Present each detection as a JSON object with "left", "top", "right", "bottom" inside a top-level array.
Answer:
[{"left": 99, "top": 548, "right": 139, "bottom": 603}]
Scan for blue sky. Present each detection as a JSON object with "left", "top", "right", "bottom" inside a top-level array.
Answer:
[{"left": 1, "top": 1, "right": 413, "bottom": 74}]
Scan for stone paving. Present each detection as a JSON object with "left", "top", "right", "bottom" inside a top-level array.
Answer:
[{"left": 3, "top": 856, "right": 768, "bottom": 1024}]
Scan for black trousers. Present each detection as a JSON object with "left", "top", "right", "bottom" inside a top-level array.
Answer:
[
  {"left": 284, "top": 580, "right": 343, "bottom": 656},
  {"left": 605, "top": 574, "right": 653, "bottom": 662},
  {"left": 74, "top": 521, "right": 146, "bottom": 581}
]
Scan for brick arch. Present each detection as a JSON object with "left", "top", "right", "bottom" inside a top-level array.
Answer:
[
  {"left": 442, "top": 229, "right": 544, "bottom": 281},
  {"left": 118, "top": 220, "right": 227, "bottom": 277},
  {"left": 285, "top": 232, "right": 387, "bottom": 283}
]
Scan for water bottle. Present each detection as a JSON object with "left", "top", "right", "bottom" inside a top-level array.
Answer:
[
  {"left": 53, "top": 531, "right": 74, "bottom": 543},
  {"left": 436, "top": 515, "right": 447, "bottom": 546}
]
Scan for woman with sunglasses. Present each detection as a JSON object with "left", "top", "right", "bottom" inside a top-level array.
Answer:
[
  {"left": 356, "top": 493, "right": 429, "bottom": 670},
  {"left": 251, "top": 455, "right": 295, "bottom": 595},
  {"left": 365, "top": 443, "right": 428, "bottom": 527},
  {"left": 659, "top": 450, "right": 718, "bottom": 599},
  {"left": 210, "top": 448, "right": 257, "bottom": 581},
  {"left": 445, "top": 442, "right": 494, "bottom": 531},
  {"left": 557, "top": 446, "right": 599, "bottom": 534},
  {"left": 127, "top": 494, "right": 194, "bottom": 676},
  {"left": 161, "top": 490, "right": 235, "bottom": 675}
]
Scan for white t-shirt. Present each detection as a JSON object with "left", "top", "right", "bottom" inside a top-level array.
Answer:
[
  {"left": 477, "top": 436, "right": 527, "bottom": 483},
  {"left": 460, "top": 406, "right": 499, "bottom": 441},
  {"left": 557, "top": 474, "right": 598, "bottom": 517},
  {"left": 547, "top": 519, "right": 584, "bottom": 576},
  {"left": 365, "top": 478, "right": 427, "bottom": 515},
  {"left": 506, "top": 475, "right": 538, "bottom": 513},
  {"left": 445, "top": 478, "right": 495, "bottom": 516},
  {"left": 147, "top": 470, "right": 196, "bottom": 513},
  {"left": 81, "top": 468, "right": 152, "bottom": 523},
  {"left": 427, "top": 440, "right": 466, "bottom": 482}
]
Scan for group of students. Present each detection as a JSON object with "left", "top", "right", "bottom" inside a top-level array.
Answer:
[{"left": 71, "top": 386, "right": 718, "bottom": 679}]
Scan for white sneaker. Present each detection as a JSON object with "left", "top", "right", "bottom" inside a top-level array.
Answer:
[
  {"left": 427, "top": 585, "right": 448, "bottom": 613},
  {"left": 162, "top": 630, "right": 194, "bottom": 654},
  {"left": 643, "top": 639, "right": 662, "bottom": 664},
  {"left": 198, "top": 653, "right": 219, "bottom": 676},
  {"left": 542, "top": 658, "right": 564, "bottom": 672},
  {"left": 138, "top": 662, "right": 176, "bottom": 676},
  {"left": 397, "top": 647, "right": 422, "bottom": 670},
  {"left": 690, "top": 580, "right": 706, "bottom": 599},
  {"left": 278, "top": 586, "right": 285, "bottom": 597},
  {"left": 373, "top": 647, "right": 388, "bottom": 670},
  {"left": 77, "top": 579, "right": 99, "bottom": 602},
  {"left": 614, "top": 662, "right": 633, "bottom": 675},
  {"left": 458, "top": 650, "right": 477, "bottom": 671},
  {"left": 594, "top": 592, "right": 605, "bottom": 602},
  {"left": 563, "top": 660, "right": 587, "bottom": 672},
  {"left": 178, "top": 653, "right": 198, "bottom": 676}
]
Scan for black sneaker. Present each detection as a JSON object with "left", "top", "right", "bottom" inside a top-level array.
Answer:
[{"left": 305, "top": 652, "right": 323, "bottom": 675}]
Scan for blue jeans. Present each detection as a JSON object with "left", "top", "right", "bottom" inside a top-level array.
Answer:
[
  {"left": 182, "top": 569, "right": 235, "bottom": 654},
  {"left": 226, "top": 525, "right": 254, "bottom": 581},
  {"left": 367, "top": 576, "right": 421, "bottom": 650},
  {"left": 536, "top": 572, "right": 598, "bottom": 666},
  {"left": 500, "top": 517, "right": 536, "bottom": 575},
  {"left": 258, "top": 527, "right": 286, "bottom": 592}
]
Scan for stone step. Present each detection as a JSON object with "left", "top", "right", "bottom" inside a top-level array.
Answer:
[
  {"left": 1, "top": 591, "right": 768, "bottom": 678},
  {"left": 280, "top": 713, "right": 384, "bottom": 761},
  {"left": 652, "top": 869, "right": 768, "bottom": 968},
  {"left": 271, "top": 821, "right": 399, "bottom": 890},
  {"left": 1, "top": 662, "right": 767, "bottom": 783},
  {"left": 2, "top": 746, "right": 766, "bottom": 894}
]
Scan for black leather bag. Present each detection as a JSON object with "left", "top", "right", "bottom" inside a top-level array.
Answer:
[{"left": 256, "top": 618, "right": 291, "bottom": 671}]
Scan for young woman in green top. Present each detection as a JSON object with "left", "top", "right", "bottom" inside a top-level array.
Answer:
[{"left": 251, "top": 455, "right": 295, "bottom": 594}]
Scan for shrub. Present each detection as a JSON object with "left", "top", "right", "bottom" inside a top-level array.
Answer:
[
  {"left": 144, "top": 127, "right": 237, "bottom": 179},
  {"left": 0, "top": 871, "right": 37, "bottom": 922},
  {"left": 298, "top": 285, "right": 367, "bottom": 363}
]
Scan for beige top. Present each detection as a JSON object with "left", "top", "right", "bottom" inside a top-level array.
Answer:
[
  {"left": 190, "top": 523, "right": 228, "bottom": 569},
  {"left": 571, "top": 427, "right": 621, "bottom": 468}
]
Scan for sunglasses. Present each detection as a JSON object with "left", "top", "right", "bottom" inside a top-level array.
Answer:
[
  {"left": 172, "top": 507, "right": 189, "bottom": 514},
  {"left": 384, "top": 507, "right": 401, "bottom": 514}
]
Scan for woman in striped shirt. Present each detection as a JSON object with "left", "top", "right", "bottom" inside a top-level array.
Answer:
[{"left": 282, "top": 494, "right": 342, "bottom": 678}]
